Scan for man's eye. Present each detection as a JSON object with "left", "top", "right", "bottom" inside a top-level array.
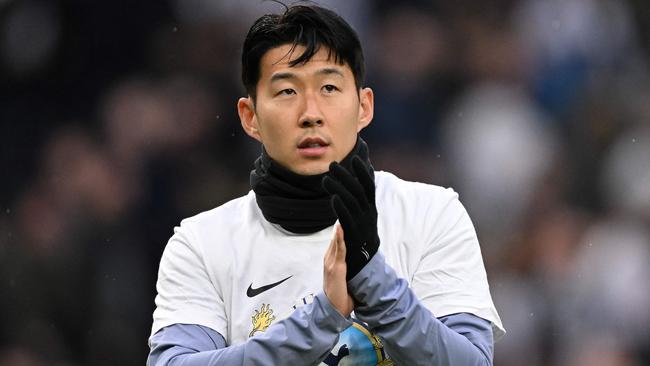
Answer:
[
  {"left": 323, "top": 85, "right": 339, "bottom": 93},
  {"left": 278, "top": 89, "right": 296, "bottom": 96}
]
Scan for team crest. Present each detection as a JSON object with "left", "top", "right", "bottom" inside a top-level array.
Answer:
[{"left": 249, "top": 303, "right": 276, "bottom": 337}]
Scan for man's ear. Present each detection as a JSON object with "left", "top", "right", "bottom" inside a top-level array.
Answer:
[
  {"left": 357, "top": 87, "right": 374, "bottom": 132},
  {"left": 238, "top": 97, "right": 262, "bottom": 142}
]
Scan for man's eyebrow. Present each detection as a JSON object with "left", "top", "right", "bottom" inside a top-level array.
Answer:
[
  {"left": 269, "top": 68, "right": 344, "bottom": 83},
  {"left": 270, "top": 72, "right": 296, "bottom": 83},
  {"left": 316, "top": 67, "right": 344, "bottom": 78}
]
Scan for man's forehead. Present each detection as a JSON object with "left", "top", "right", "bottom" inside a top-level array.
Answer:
[{"left": 261, "top": 44, "right": 343, "bottom": 70}]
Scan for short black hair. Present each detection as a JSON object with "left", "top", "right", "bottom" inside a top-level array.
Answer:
[{"left": 241, "top": 3, "right": 365, "bottom": 100}]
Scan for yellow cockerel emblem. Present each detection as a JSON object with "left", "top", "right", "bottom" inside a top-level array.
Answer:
[{"left": 249, "top": 303, "right": 276, "bottom": 337}]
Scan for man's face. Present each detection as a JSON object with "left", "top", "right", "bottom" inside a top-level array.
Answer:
[{"left": 238, "top": 44, "right": 374, "bottom": 175}]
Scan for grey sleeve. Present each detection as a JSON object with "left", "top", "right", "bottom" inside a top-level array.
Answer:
[
  {"left": 147, "top": 291, "right": 352, "bottom": 366},
  {"left": 348, "top": 252, "right": 494, "bottom": 366},
  {"left": 148, "top": 324, "right": 227, "bottom": 366}
]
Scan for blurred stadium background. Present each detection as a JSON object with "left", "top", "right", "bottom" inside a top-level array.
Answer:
[{"left": 1, "top": 0, "right": 649, "bottom": 365}]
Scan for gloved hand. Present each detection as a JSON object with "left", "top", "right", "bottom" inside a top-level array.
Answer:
[{"left": 322, "top": 156, "right": 379, "bottom": 281}]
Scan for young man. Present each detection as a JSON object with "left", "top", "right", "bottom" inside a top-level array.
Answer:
[{"left": 148, "top": 4, "right": 504, "bottom": 365}]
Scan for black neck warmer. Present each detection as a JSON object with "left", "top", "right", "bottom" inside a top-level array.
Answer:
[{"left": 250, "top": 137, "right": 374, "bottom": 234}]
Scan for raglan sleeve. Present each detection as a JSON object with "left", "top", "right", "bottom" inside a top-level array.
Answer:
[
  {"left": 150, "top": 221, "right": 228, "bottom": 339},
  {"left": 409, "top": 188, "right": 504, "bottom": 337}
]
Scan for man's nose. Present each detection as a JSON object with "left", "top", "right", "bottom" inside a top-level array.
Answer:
[{"left": 299, "top": 94, "right": 324, "bottom": 128}]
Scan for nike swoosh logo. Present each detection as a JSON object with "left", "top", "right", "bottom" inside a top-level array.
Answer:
[{"left": 246, "top": 275, "right": 293, "bottom": 298}]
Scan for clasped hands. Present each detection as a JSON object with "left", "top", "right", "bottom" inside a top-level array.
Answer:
[{"left": 322, "top": 157, "right": 379, "bottom": 317}]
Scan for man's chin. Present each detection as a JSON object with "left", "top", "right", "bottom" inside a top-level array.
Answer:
[{"left": 291, "top": 161, "right": 331, "bottom": 176}]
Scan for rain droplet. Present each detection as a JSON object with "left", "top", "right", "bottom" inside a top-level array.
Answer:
[
  {"left": 632, "top": 138, "right": 637, "bottom": 143},
  {"left": 5, "top": 208, "right": 9, "bottom": 214},
  {"left": 588, "top": 242, "right": 593, "bottom": 247},
  {"left": 529, "top": 312, "right": 535, "bottom": 317},
  {"left": 172, "top": 26, "right": 178, "bottom": 33},
  {"left": 216, "top": 115, "right": 220, "bottom": 119}
]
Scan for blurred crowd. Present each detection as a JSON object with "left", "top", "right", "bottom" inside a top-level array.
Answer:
[{"left": 1, "top": 0, "right": 649, "bottom": 365}]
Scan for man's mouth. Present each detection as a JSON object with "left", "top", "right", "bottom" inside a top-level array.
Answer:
[
  {"left": 297, "top": 137, "right": 330, "bottom": 157},
  {"left": 298, "top": 137, "right": 329, "bottom": 149}
]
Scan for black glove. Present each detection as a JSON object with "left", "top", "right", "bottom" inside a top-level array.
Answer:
[{"left": 322, "top": 156, "right": 379, "bottom": 281}]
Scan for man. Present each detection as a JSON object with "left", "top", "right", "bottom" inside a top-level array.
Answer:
[{"left": 148, "top": 4, "right": 504, "bottom": 365}]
